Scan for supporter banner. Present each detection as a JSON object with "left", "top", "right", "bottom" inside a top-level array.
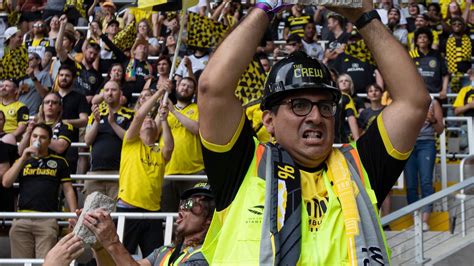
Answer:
[
  {"left": 113, "top": 20, "right": 137, "bottom": 51},
  {"left": 187, "top": 13, "right": 229, "bottom": 49},
  {"left": 284, "top": 0, "right": 362, "bottom": 7},
  {"left": 235, "top": 57, "right": 267, "bottom": 106}
]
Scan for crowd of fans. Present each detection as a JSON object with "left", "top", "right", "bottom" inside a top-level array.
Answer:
[{"left": 0, "top": 0, "right": 473, "bottom": 262}]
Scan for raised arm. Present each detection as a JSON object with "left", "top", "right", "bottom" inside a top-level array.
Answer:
[
  {"left": 158, "top": 105, "right": 173, "bottom": 161},
  {"left": 198, "top": 8, "right": 269, "bottom": 145},
  {"left": 169, "top": 108, "right": 199, "bottom": 135},
  {"left": 85, "top": 106, "right": 100, "bottom": 145},
  {"left": 2, "top": 145, "right": 37, "bottom": 188},
  {"left": 56, "top": 15, "right": 69, "bottom": 62},
  {"left": 333, "top": 3, "right": 430, "bottom": 153},
  {"left": 126, "top": 87, "right": 166, "bottom": 141}
]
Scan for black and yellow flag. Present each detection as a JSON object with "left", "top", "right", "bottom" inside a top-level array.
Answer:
[
  {"left": 113, "top": 20, "right": 137, "bottom": 51},
  {"left": 187, "top": 13, "right": 229, "bottom": 49},
  {"left": 235, "top": 57, "right": 267, "bottom": 106},
  {"left": 0, "top": 46, "right": 28, "bottom": 80},
  {"left": 345, "top": 39, "right": 376, "bottom": 65}
]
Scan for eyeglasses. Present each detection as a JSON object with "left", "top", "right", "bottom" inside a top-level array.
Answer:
[
  {"left": 179, "top": 198, "right": 204, "bottom": 216},
  {"left": 279, "top": 98, "right": 337, "bottom": 118},
  {"left": 286, "top": 42, "right": 298, "bottom": 46},
  {"left": 43, "top": 100, "right": 60, "bottom": 105},
  {"left": 33, "top": 23, "right": 45, "bottom": 28}
]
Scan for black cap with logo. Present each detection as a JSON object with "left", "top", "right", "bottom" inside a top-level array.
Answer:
[{"left": 261, "top": 51, "right": 340, "bottom": 110}]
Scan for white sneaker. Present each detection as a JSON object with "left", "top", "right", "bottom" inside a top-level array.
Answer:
[{"left": 422, "top": 222, "right": 430, "bottom": 231}]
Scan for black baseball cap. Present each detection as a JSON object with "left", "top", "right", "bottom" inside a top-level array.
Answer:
[{"left": 180, "top": 182, "right": 214, "bottom": 199}]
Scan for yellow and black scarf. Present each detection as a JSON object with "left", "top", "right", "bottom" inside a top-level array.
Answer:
[{"left": 446, "top": 34, "right": 471, "bottom": 92}]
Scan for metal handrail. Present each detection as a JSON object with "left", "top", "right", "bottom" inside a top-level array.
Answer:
[
  {"left": 0, "top": 259, "right": 44, "bottom": 265},
  {"left": 381, "top": 176, "right": 474, "bottom": 225},
  {"left": 70, "top": 174, "right": 207, "bottom": 181},
  {"left": 0, "top": 212, "right": 178, "bottom": 246}
]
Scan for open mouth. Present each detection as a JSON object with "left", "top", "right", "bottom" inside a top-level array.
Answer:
[{"left": 303, "top": 130, "right": 323, "bottom": 139}]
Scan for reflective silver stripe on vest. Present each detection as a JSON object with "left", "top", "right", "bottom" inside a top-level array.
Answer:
[
  {"left": 260, "top": 144, "right": 275, "bottom": 265},
  {"left": 348, "top": 162, "right": 389, "bottom": 265}
]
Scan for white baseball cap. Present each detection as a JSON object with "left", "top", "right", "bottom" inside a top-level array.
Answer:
[{"left": 4, "top": 26, "right": 19, "bottom": 43}]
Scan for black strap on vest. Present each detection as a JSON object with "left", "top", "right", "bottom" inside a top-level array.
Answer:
[
  {"left": 268, "top": 144, "right": 302, "bottom": 265},
  {"left": 168, "top": 241, "right": 183, "bottom": 265}
]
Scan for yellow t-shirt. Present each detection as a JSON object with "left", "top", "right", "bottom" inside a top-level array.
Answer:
[
  {"left": 118, "top": 132, "right": 166, "bottom": 211},
  {"left": 407, "top": 30, "right": 439, "bottom": 51},
  {"left": 453, "top": 85, "right": 474, "bottom": 108},
  {"left": 128, "top": 7, "right": 156, "bottom": 23},
  {"left": 0, "top": 101, "right": 29, "bottom": 133},
  {"left": 300, "top": 169, "right": 328, "bottom": 232},
  {"left": 245, "top": 103, "right": 271, "bottom": 143},
  {"left": 162, "top": 103, "right": 204, "bottom": 175}
]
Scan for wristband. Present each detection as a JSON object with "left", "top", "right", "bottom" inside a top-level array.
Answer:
[
  {"left": 354, "top": 10, "right": 381, "bottom": 30},
  {"left": 255, "top": 2, "right": 274, "bottom": 20}
]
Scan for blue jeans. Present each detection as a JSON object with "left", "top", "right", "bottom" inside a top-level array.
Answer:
[{"left": 404, "top": 139, "right": 436, "bottom": 213}]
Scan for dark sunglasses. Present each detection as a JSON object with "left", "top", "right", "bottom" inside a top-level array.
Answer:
[{"left": 179, "top": 197, "right": 205, "bottom": 216}]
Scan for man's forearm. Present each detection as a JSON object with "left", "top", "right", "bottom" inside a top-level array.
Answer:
[
  {"left": 359, "top": 19, "right": 427, "bottom": 105},
  {"left": 33, "top": 80, "right": 49, "bottom": 98},
  {"left": 109, "top": 122, "right": 126, "bottom": 140},
  {"left": 171, "top": 110, "right": 199, "bottom": 135},
  {"left": 65, "top": 118, "right": 88, "bottom": 128},
  {"left": 160, "top": 120, "right": 174, "bottom": 161},
  {"left": 63, "top": 183, "right": 77, "bottom": 211},
  {"left": 85, "top": 122, "right": 99, "bottom": 145},
  {"left": 455, "top": 105, "right": 474, "bottom": 116},
  {"left": 12, "top": 124, "right": 27, "bottom": 138},
  {"left": 2, "top": 155, "right": 27, "bottom": 187}
]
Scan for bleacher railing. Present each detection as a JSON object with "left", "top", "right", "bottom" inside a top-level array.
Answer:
[
  {"left": 381, "top": 176, "right": 474, "bottom": 264},
  {"left": 0, "top": 212, "right": 178, "bottom": 265}
]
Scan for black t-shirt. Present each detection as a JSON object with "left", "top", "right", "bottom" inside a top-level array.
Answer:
[
  {"left": 358, "top": 107, "right": 384, "bottom": 132},
  {"left": 0, "top": 140, "right": 17, "bottom": 211},
  {"left": 335, "top": 93, "right": 357, "bottom": 143},
  {"left": 123, "top": 59, "right": 153, "bottom": 97},
  {"left": 0, "top": 140, "right": 18, "bottom": 165},
  {"left": 330, "top": 53, "right": 376, "bottom": 94},
  {"left": 62, "top": 57, "right": 103, "bottom": 96},
  {"left": 89, "top": 106, "right": 134, "bottom": 171},
  {"left": 60, "top": 90, "right": 90, "bottom": 141},
  {"left": 326, "top": 32, "right": 350, "bottom": 51},
  {"left": 410, "top": 49, "right": 448, "bottom": 93},
  {"left": 18, "top": 154, "right": 71, "bottom": 212},
  {"left": 259, "top": 27, "right": 274, "bottom": 48},
  {"left": 202, "top": 115, "right": 407, "bottom": 211}
]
